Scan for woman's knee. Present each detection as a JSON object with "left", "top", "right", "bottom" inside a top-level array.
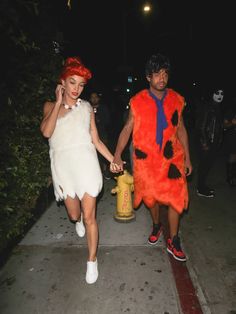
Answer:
[
  {"left": 83, "top": 212, "right": 96, "bottom": 226},
  {"left": 64, "top": 197, "right": 80, "bottom": 220},
  {"left": 66, "top": 207, "right": 81, "bottom": 222},
  {"left": 68, "top": 214, "right": 79, "bottom": 222}
]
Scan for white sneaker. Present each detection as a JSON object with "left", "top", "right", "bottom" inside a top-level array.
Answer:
[
  {"left": 86, "top": 259, "right": 98, "bottom": 284},
  {"left": 75, "top": 213, "right": 85, "bottom": 237}
]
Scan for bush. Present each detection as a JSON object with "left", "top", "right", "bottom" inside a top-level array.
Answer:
[{"left": 0, "top": 0, "right": 64, "bottom": 256}]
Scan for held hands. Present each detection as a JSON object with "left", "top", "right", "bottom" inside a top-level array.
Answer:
[
  {"left": 110, "top": 162, "right": 122, "bottom": 173},
  {"left": 110, "top": 155, "right": 126, "bottom": 173}
]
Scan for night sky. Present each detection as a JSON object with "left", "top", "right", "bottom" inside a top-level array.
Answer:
[{"left": 55, "top": 0, "right": 234, "bottom": 96}]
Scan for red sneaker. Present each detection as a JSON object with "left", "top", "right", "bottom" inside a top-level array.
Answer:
[
  {"left": 167, "top": 235, "right": 187, "bottom": 262},
  {"left": 148, "top": 223, "right": 163, "bottom": 245}
]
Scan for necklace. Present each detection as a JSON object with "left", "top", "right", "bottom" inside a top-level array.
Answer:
[
  {"left": 63, "top": 103, "right": 77, "bottom": 110},
  {"left": 63, "top": 98, "right": 81, "bottom": 110}
]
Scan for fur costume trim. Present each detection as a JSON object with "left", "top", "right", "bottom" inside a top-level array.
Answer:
[{"left": 130, "top": 88, "right": 189, "bottom": 213}]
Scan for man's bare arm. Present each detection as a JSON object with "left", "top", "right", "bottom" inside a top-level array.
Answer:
[
  {"left": 177, "top": 116, "right": 193, "bottom": 176},
  {"left": 113, "top": 109, "right": 134, "bottom": 171}
]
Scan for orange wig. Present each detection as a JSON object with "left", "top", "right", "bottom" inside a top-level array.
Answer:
[{"left": 60, "top": 56, "right": 92, "bottom": 81}]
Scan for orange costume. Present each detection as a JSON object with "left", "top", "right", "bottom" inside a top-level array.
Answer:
[{"left": 130, "top": 88, "right": 189, "bottom": 214}]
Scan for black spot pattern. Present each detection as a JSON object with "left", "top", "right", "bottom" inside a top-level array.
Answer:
[
  {"left": 163, "top": 141, "right": 173, "bottom": 159},
  {"left": 168, "top": 163, "right": 181, "bottom": 179},
  {"left": 171, "top": 110, "right": 178, "bottom": 126},
  {"left": 135, "top": 148, "right": 147, "bottom": 159}
]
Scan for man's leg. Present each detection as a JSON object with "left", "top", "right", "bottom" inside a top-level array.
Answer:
[
  {"left": 197, "top": 149, "right": 212, "bottom": 190},
  {"left": 149, "top": 202, "right": 160, "bottom": 224},
  {"left": 197, "top": 146, "right": 217, "bottom": 196},
  {"left": 167, "top": 206, "right": 186, "bottom": 262},
  {"left": 168, "top": 206, "right": 179, "bottom": 239},
  {"left": 148, "top": 203, "right": 163, "bottom": 245},
  {"left": 226, "top": 153, "right": 236, "bottom": 186}
]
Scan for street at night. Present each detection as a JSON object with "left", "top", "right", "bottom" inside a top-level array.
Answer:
[{"left": 0, "top": 1, "right": 235, "bottom": 313}]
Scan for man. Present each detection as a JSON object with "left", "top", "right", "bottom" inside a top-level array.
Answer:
[
  {"left": 112, "top": 53, "right": 192, "bottom": 262},
  {"left": 195, "top": 87, "right": 225, "bottom": 197}
]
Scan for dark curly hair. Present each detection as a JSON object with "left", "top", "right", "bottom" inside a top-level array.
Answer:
[
  {"left": 59, "top": 56, "right": 92, "bottom": 81},
  {"left": 145, "top": 53, "right": 171, "bottom": 76}
]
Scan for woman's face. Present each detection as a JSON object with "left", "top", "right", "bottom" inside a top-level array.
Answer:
[{"left": 62, "top": 75, "right": 86, "bottom": 100}]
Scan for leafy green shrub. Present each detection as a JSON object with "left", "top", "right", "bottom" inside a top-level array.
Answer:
[{"left": 0, "top": 0, "right": 64, "bottom": 254}]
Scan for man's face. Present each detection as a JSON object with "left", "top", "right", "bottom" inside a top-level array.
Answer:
[
  {"left": 90, "top": 92, "right": 100, "bottom": 107},
  {"left": 213, "top": 90, "right": 224, "bottom": 103},
  {"left": 146, "top": 69, "right": 169, "bottom": 92}
]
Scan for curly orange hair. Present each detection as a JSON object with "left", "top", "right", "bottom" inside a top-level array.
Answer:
[{"left": 60, "top": 56, "right": 92, "bottom": 81}]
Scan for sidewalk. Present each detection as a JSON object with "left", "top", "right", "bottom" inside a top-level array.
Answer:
[
  {"left": 1, "top": 131, "right": 235, "bottom": 314},
  {"left": 0, "top": 178, "right": 193, "bottom": 314}
]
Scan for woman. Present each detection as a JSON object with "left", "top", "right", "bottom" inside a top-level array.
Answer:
[{"left": 40, "top": 56, "right": 119, "bottom": 284}]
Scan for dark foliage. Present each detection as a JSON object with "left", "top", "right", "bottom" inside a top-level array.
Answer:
[{"left": 0, "top": 0, "right": 65, "bottom": 254}]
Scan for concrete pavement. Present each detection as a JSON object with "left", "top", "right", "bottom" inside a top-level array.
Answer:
[
  {"left": 0, "top": 142, "right": 235, "bottom": 314},
  {"left": 181, "top": 146, "right": 236, "bottom": 314},
  {"left": 0, "top": 179, "right": 184, "bottom": 314}
]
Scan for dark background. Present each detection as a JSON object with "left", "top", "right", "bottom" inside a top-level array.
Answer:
[
  {"left": 53, "top": 0, "right": 235, "bottom": 98},
  {"left": 0, "top": 0, "right": 235, "bottom": 257}
]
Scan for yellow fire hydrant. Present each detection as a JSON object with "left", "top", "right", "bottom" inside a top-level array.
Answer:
[{"left": 111, "top": 170, "right": 135, "bottom": 222}]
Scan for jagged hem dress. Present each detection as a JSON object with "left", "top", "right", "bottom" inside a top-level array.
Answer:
[{"left": 48, "top": 99, "right": 103, "bottom": 202}]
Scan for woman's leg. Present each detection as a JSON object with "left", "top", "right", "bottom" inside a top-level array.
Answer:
[
  {"left": 81, "top": 193, "right": 98, "bottom": 261},
  {"left": 64, "top": 196, "right": 81, "bottom": 221}
]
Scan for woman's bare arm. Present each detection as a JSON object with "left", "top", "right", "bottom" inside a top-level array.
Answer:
[{"left": 40, "top": 84, "right": 63, "bottom": 138}]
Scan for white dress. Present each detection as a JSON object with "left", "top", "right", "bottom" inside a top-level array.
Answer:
[{"left": 48, "top": 99, "right": 103, "bottom": 201}]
